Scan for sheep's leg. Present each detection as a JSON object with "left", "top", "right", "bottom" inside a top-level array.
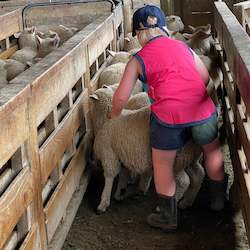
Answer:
[
  {"left": 114, "top": 166, "right": 130, "bottom": 201},
  {"left": 97, "top": 159, "right": 121, "bottom": 214},
  {"left": 138, "top": 170, "right": 152, "bottom": 194},
  {"left": 178, "top": 161, "right": 205, "bottom": 209},
  {"left": 175, "top": 169, "right": 190, "bottom": 204}
]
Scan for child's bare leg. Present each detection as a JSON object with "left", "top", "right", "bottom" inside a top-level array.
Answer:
[
  {"left": 202, "top": 137, "right": 227, "bottom": 211},
  {"left": 202, "top": 137, "right": 224, "bottom": 181},
  {"left": 147, "top": 148, "right": 178, "bottom": 231},
  {"left": 152, "top": 148, "right": 177, "bottom": 196}
]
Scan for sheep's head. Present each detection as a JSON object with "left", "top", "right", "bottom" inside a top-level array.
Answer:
[
  {"left": 35, "top": 32, "right": 60, "bottom": 58},
  {"left": 107, "top": 50, "right": 132, "bottom": 65},
  {"left": 14, "top": 27, "right": 37, "bottom": 50},
  {"left": 166, "top": 15, "right": 184, "bottom": 32},
  {"left": 89, "top": 86, "right": 114, "bottom": 135}
]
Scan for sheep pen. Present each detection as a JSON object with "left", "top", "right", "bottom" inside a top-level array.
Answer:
[{"left": 1, "top": 1, "right": 250, "bottom": 250}]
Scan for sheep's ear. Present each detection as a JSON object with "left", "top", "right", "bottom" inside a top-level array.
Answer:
[
  {"left": 36, "top": 31, "right": 45, "bottom": 37},
  {"left": 124, "top": 37, "right": 130, "bottom": 42},
  {"left": 26, "top": 61, "right": 33, "bottom": 67},
  {"left": 106, "top": 49, "right": 116, "bottom": 57},
  {"left": 182, "top": 33, "right": 192, "bottom": 39},
  {"left": 71, "top": 27, "right": 78, "bottom": 32},
  {"left": 35, "top": 34, "right": 43, "bottom": 45},
  {"left": 205, "top": 24, "right": 211, "bottom": 33},
  {"left": 188, "top": 25, "right": 196, "bottom": 32},
  {"left": 50, "top": 35, "right": 60, "bottom": 47},
  {"left": 89, "top": 94, "right": 99, "bottom": 100},
  {"left": 31, "top": 26, "right": 36, "bottom": 33},
  {"left": 59, "top": 24, "right": 69, "bottom": 31},
  {"left": 102, "top": 84, "right": 112, "bottom": 89},
  {"left": 14, "top": 32, "right": 22, "bottom": 38}
]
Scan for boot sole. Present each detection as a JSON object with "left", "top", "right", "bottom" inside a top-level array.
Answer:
[{"left": 147, "top": 220, "right": 177, "bottom": 232}]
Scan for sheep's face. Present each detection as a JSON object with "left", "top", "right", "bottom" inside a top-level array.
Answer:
[
  {"left": 35, "top": 33, "right": 60, "bottom": 58},
  {"left": 166, "top": 15, "right": 184, "bottom": 32},
  {"left": 89, "top": 87, "right": 113, "bottom": 135}
]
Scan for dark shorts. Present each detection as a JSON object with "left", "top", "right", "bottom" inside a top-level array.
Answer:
[{"left": 150, "top": 113, "right": 218, "bottom": 150}]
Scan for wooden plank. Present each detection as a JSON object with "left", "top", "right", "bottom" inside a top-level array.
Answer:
[
  {"left": 0, "top": 45, "right": 18, "bottom": 59},
  {"left": 113, "top": 2, "right": 123, "bottom": 30},
  {"left": 0, "top": 85, "right": 30, "bottom": 167},
  {"left": 234, "top": 150, "right": 250, "bottom": 244},
  {"left": 234, "top": 1, "right": 250, "bottom": 9},
  {"left": 236, "top": 105, "right": 250, "bottom": 167},
  {"left": 123, "top": 0, "right": 132, "bottom": 34},
  {"left": 19, "top": 225, "right": 40, "bottom": 250},
  {"left": 0, "top": 9, "right": 22, "bottom": 41},
  {"left": 39, "top": 90, "right": 88, "bottom": 185},
  {"left": 48, "top": 169, "right": 91, "bottom": 250},
  {"left": 88, "top": 15, "right": 114, "bottom": 65},
  {"left": 22, "top": 2, "right": 112, "bottom": 28},
  {"left": 44, "top": 131, "right": 92, "bottom": 242},
  {"left": 88, "top": 55, "right": 112, "bottom": 93},
  {"left": 0, "top": 168, "right": 33, "bottom": 249},
  {"left": 215, "top": 1, "right": 250, "bottom": 114},
  {"left": 221, "top": 63, "right": 236, "bottom": 108}
]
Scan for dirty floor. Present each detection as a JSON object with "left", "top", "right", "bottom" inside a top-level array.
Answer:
[{"left": 62, "top": 144, "right": 249, "bottom": 250}]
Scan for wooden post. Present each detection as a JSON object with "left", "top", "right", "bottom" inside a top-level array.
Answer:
[
  {"left": 123, "top": 0, "right": 132, "bottom": 34},
  {"left": 160, "top": 0, "right": 174, "bottom": 15}
]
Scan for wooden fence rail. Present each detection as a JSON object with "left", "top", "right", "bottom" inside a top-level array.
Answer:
[
  {"left": 0, "top": 1, "right": 125, "bottom": 249},
  {"left": 214, "top": 1, "right": 250, "bottom": 245}
]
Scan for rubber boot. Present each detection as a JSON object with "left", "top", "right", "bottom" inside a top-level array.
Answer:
[
  {"left": 147, "top": 194, "right": 177, "bottom": 232},
  {"left": 208, "top": 174, "right": 228, "bottom": 211}
]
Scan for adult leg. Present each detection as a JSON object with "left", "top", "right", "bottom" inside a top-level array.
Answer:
[{"left": 147, "top": 148, "right": 178, "bottom": 231}]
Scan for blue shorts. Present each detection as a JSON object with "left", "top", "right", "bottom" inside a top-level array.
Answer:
[{"left": 150, "top": 113, "right": 218, "bottom": 150}]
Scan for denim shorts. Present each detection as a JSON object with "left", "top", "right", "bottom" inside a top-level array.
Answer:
[{"left": 150, "top": 113, "right": 218, "bottom": 150}]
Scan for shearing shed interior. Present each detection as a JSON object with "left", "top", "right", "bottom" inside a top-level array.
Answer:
[{"left": 0, "top": 0, "right": 250, "bottom": 249}]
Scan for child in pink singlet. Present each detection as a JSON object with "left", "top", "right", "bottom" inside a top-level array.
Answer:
[{"left": 108, "top": 5, "right": 227, "bottom": 232}]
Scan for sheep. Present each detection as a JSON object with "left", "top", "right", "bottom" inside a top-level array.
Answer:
[
  {"left": 14, "top": 27, "right": 37, "bottom": 50},
  {"left": 90, "top": 86, "right": 147, "bottom": 136},
  {"left": 10, "top": 47, "right": 37, "bottom": 65},
  {"left": 166, "top": 15, "right": 185, "bottom": 32},
  {"left": 36, "top": 24, "right": 78, "bottom": 45},
  {"left": 35, "top": 32, "right": 60, "bottom": 58},
  {"left": 103, "top": 80, "right": 143, "bottom": 96},
  {"left": 98, "top": 63, "right": 126, "bottom": 88},
  {"left": 0, "top": 60, "right": 8, "bottom": 88},
  {"left": 107, "top": 50, "right": 132, "bottom": 65},
  {"left": 89, "top": 87, "right": 205, "bottom": 213},
  {"left": 0, "top": 40, "right": 6, "bottom": 53},
  {"left": 169, "top": 31, "right": 187, "bottom": 42},
  {"left": 124, "top": 32, "right": 141, "bottom": 52},
  {"left": 183, "top": 24, "right": 214, "bottom": 56},
  {"left": 4, "top": 59, "right": 27, "bottom": 81}
]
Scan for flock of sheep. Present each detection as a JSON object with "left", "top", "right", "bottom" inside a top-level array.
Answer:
[
  {"left": 0, "top": 14, "right": 221, "bottom": 214},
  {"left": 0, "top": 24, "right": 79, "bottom": 87}
]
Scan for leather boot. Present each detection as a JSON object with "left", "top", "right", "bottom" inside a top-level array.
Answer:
[
  {"left": 147, "top": 194, "right": 177, "bottom": 232},
  {"left": 208, "top": 174, "right": 228, "bottom": 211}
]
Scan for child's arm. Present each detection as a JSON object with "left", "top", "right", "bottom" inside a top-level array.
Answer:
[
  {"left": 192, "top": 50, "right": 210, "bottom": 86},
  {"left": 108, "top": 57, "right": 141, "bottom": 118}
]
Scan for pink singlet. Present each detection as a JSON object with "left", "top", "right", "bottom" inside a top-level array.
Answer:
[{"left": 136, "top": 36, "right": 215, "bottom": 125}]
